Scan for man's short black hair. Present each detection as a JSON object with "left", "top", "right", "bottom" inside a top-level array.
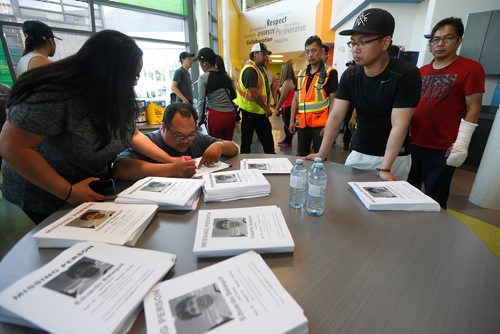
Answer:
[
  {"left": 305, "top": 35, "right": 323, "bottom": 48},
  {"left": 321, "top": 44, "right": 330, "bottom": 53},
  {"left": 162, "top": 102, "right": 198, "bottom": 127},
  {"left": 431, "top": 17, "right": 464, "bottom": 38}
]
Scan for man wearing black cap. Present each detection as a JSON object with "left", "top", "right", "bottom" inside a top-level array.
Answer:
[
  {"left": 307, "top": 8, "right": 421, "bottom": 181},
  {"left": 235, "top": 42, "right": 275, "bottom": 154},
  {"left": 171, "top": 51, "right": 195, "bottom": 105},
  {"left": 16, "top": 20, "right": 61, "bottom": 76}
]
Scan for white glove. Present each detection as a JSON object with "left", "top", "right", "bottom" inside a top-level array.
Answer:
[{"left": 446, "top": 119, "right": 477, "bottom": 167}]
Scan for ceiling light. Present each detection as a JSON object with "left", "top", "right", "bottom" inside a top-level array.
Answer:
[
  {"left": 271, "top": 59, "right": 284, "bottom": 63},
  {"left": 269, "top": 55, "right": 284, "bottom": 58}
]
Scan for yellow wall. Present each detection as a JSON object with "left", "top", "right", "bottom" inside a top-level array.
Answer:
[
  {"left": 315, "top": 0, "right": 335, "bottom": 44},
  {"left": 228, "top": 0, "right": 242, "bottom": 75},
  {"left": 217, "top": 0, "right": 242, "bottom": 77}
]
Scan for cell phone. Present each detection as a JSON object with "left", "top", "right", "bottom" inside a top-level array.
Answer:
[{"left": 89, "top": 179, "right": 116, "bottom": 196}]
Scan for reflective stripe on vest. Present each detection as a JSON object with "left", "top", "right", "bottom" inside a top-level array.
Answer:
[
  {"left": 297, "top": 66, "right": 333, "bottom": 113},
  {"left": 295, "top": 65, "right": 334, "bottom": 128},
  {"left": 235, "top": 61, "right": 268, "bottom": 114}
]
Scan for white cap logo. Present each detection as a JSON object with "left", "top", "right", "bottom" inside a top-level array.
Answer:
[{"left": 355, "top": 12, "right": 370, "bottom": 27}]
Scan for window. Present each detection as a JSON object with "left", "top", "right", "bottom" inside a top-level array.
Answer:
[
  {"left": 208, "top": 0, "right": 218, "bottom": 51},
  {"left": 97, "top": 4, "right": 186, "bottom": 42},
  {"left": 245, "top": 0, "right": 281, "bottom": 11},
  {"left": 110, "top": 0, "right": 187, "bottom": 16},
  {"left": 134, "top": 40, "right": 185, "bottom": 99},
  {"left": 0, "top": 0, "right": 192, "bottom": 90}
]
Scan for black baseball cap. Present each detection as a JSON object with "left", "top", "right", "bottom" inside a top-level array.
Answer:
[
  {"left": 22, "top": 20, "right": 61, "bottom": 41},
  {"left": 179, "top": 51, "right": 195, "bottom": 61},
  {"left": 193, "top": 47, "right": 216, "bottom": 62},
  {"left": 339, "top": 8, "right": 395, "bottom": 37}
]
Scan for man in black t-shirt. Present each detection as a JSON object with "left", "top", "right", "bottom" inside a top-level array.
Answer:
[
  {"left": 234, "top": 42, "right": 275, "bottom": 154},
  {"left": 172, "top": 52, "right": 195, "bottom": 104},
  {"left": 307, "top": 8, "right": 421, "bottom": 181}
]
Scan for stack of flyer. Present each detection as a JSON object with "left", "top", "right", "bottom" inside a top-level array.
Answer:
[
  {"left": 348, "top": 181, "right": 441, "bottom": 211},
  {"left": 240, "top": 157, "right": 293, "bottom": 174},
  {"left": 33, "top": 202, "right": 158, "bottom": 248},
  {"left": 115, "top": 176, "right": 204, "bottom": 210},
  {"left": 202, "top": 169, "right": 271, "bottom": 202},
  {"left": 193, "top": 206, "right": 294, "bottom": 257},
  {"left": 0, "top": 242, "right": 176, "bottom": 333},
  {"left": 144, "top": 251, "right": 308, "bottom": 334}
]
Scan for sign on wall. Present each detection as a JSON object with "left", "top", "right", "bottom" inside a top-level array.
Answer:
[{"left": 239, "top": 0, "right": 317, "bottom": 56}]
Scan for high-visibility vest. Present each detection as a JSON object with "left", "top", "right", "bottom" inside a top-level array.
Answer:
[
  {"left": 235, "top": 60, "right": 268, "bottom": 114},
  {"left": 295, "top": 65, "right": 334, "bottom": 128}
]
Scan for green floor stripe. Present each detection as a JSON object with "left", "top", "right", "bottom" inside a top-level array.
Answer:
[{"left": 448, "top": 209, "right": 500, "bottom": 259}]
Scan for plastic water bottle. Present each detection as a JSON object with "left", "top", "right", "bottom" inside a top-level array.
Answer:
[
  {"left": 308, "top": 157, "right": 323, "bottom": 179},
  {"left": 288, "top": 159, "right": 308, "bottom": 208},
  {"left": 306, "top": 161, "right": 327, "bottom": 216}
]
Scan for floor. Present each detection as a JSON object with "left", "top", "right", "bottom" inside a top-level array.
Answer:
[{"left": 1, "top": 116, "right": 499, "bottom": 260}]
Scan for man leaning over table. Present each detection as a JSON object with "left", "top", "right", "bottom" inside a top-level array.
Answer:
[
  {"left": 112, "top": 103, "right": 239, "bottom": 180},
  {"left": 306, "top": 8, "right": 421, "bottom": 181}
]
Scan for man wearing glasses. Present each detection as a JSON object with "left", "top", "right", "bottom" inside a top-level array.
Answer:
[
  {"left": 307, "top": 8, "right": 421, "bottom": 181},
  {"left": 112, "top": 103, "right": 239, "bottom": 180},
  {"left": 408, "top": 17, "right": 485, "bottom": 209},
  {"left": 290, "top": 35, "right": 338, "bottom": 157}
]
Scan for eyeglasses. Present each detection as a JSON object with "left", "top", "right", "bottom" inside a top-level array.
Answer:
[
  {"left": 429, "top": 35, "right": 460, "bottom": 45},
  {"left": 166, "top": 126, "right": 196, "bottom": 141},
  {"left": 347, "top": 36, "right": 385, "bottom": 49}
]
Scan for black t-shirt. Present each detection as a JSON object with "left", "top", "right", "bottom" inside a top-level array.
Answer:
[
  {"left": 336, "top": 58, "right": 421, "bottom": 156},
  {"left": 304, "top": 63, "right": 339, "bottom": 95}
]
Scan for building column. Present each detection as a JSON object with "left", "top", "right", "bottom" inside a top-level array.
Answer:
[
  {"left": 221, "top": 0, "right": 232, "bottom": 76},
  {"left": 195, "top": 0, "right": 209, "bottom": 48},
  {"left": 469, "top": 109, "right": 500, "bottom": 208}
]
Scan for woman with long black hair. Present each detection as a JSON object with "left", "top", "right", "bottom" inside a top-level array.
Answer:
[
  {"left": 0, "top": 30, "right": 174, "bottom": 223},
  {"left": 195, "top": 47, "right": 237, "bottom": 140}
]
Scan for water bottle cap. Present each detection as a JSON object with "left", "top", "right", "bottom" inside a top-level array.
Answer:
[
  {"left": 295, "top": 159, "right": 304, "bottom": 164},
  {"left": 313, "top": 157, "right": 322, "bottom": 162}
]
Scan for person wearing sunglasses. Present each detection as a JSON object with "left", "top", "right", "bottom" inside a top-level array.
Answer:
[
  {"left": 113, "top": 103, "right": 239, "bottom": 180},
  {"left": 306, "top": 8, "right": 421, "bottom": 181},
  {"left": 408, "top": 17, "right": 485, "bottom": 209}
]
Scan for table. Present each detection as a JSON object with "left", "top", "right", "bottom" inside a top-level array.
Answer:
[{"left": 1, "top": 154, "right": 499, "bottom": 333}]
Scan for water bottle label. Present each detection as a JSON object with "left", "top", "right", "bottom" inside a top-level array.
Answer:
[
  {"left": 308, "top": 184, "right": 324, "bottom": 197},
  {"left": 290, "top": 175, "right": 306, "bottom": 188}
]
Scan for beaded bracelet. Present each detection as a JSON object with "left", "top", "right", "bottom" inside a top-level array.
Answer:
[{"left": 376, "top": 168, "right": 391, "bottom": 172}]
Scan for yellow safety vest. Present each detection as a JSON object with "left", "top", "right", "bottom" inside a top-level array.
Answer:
[
  {"left": 295, "top": 65, "right": 334, "bottom": 128},
  {"left": 235, "top": 60, "right": 269, "bottom": 114}
]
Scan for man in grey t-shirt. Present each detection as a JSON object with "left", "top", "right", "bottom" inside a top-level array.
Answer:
[
  {"left": 171, "top": 51, "right": 194, "bottom": 104},
  {"left": 113, "top": 103, "right": 239, "bottom": 180}
]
